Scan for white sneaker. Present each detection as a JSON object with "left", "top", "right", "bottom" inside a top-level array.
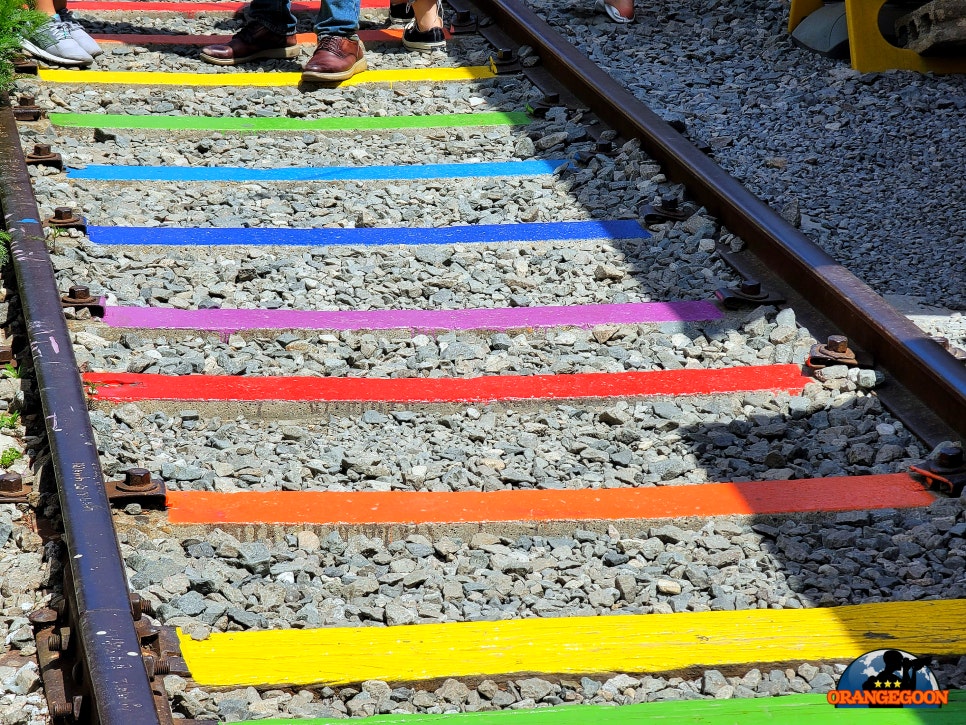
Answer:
[
  {"left": 57, "top": 10, "right": 104, "bottom": 58},
  {"left": 21, "top": 18, "right": 94, "bottom": 66}
]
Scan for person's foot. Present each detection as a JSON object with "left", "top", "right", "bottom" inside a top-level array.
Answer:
[
  {"left": 200, "top": 21, "right": 298, "bottom": 66},
  {"left": 56, "top": 10, "right": 103, "bottom": 57},
  {"left": 301, "top": 35, "right": 367, "bottom": 82},
  {"left": 389, "top": 2, "right": 414, "bottom": 23},
  {"left": 402, "top": 20, "right": 445, "bottom": 51},
  {"left": 595, "top": 0, "right": 634, "bottom": 23},
  {"left": 20, "top": 18, "right": 93, "bottom": 67}
]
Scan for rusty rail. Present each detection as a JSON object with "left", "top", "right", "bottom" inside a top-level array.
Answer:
[
  {"left": 473, "top": 0, "right": 966, "bottom": 440},
  {"left": 0, "top": 94, "right": 162, "bottom": 724}
]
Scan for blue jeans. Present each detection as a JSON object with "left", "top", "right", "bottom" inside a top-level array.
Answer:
[{"left": 248, "top": 0, "right": 360, "bottom": 38}]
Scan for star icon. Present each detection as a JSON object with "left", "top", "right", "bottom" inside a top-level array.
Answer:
[
  {"left": 893, "top": 681, "right": 902, "bottom": 688},
  {"left": 883, "top": 681, "right": 892, "bottom": 688},
  {"left": 874, "top": 680, "right": 883, "bottom": 688}
]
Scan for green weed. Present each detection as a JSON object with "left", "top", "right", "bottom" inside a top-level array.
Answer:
[
  {"left": 0, "top": 231, "right": 8, "bottom": 269},
  {"left": 0, "top": 447, "right": 21, "bottom": 467},
  {"left": 0, "top": 363, "right": 19, "bottom": 379},
  {"left": 0, "top": 411, "right": 20, "bottom": 429},
  {"left": 0, "top": 1, "right": 49, "bottom": 92}
]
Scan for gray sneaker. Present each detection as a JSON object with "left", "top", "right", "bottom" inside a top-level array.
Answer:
[
  {"left": 57, "top": 10, "right": 104, "bottom": 58},
  {"left": 21, "top": 18, "right": 94, "bottom": 66}
]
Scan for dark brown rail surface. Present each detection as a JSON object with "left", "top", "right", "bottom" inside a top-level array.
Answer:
[
  {"left": 472, "top": 0, "right": 966, "bottom": 439},
  {"left": 0, "top": 94, "right": 162, "bottom": 725}
]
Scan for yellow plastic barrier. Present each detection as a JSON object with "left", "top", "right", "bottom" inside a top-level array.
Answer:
[{"left": 789, "top": 0, "right": 966, "bottom": 73}]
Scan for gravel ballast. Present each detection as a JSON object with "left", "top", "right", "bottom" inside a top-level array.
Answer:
[{"left": 5, "top": 2, "right": 966, "bottom": 723}]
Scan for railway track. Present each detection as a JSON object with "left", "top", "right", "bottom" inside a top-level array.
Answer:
[{"left": 1, "top": 0, "right": 965, "bottom": 722}]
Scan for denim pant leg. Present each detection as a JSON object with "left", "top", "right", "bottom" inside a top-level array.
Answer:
[
  {"left": 248, "top": 0, "right": 297, "bottom": 35},
  {"left": 314, "top": 0, "right": 361, "bottom": 37}
]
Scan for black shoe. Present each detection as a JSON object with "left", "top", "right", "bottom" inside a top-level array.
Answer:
[
  {"left": 389, "top": 2, "right": 414, "bottom": 23},
  {"left": 402, "top": 20, "right": 445, "bottom": 51}
]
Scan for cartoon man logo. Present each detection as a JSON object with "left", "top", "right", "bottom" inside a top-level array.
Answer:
[{"left": 860, "top": 650, "right": 931, "bottom": 706}]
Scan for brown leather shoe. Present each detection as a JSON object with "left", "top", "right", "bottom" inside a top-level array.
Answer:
[
  {"left": 200, "top": 22, "right": 299, "bottom": 66},
  {"left": 301, "top": 35, "right": 367, "bottom": 82}
]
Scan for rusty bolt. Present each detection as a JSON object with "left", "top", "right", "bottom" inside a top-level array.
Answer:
[
  {"left": 660, "top": 196, "right": 679, "bottom": 211},
  {"left": 0, "top": 472, "right": 22, "bottom": 493},
  {"left": 595, "top": 140, "right": 614, "bottom": 154},
  {"left": 50, "top": 701, "right": 74, "bottom": 719},
  {"left": 497, "top": 48, "right": 515, "bottom": 62},
  {"left": 28, "top": 607, "right": 59, "bottom": 625},
  {"left": 130, "top": 592, "right": 145, "bottom": 620},
  {"left": 13, "top": 95, "right": 42, "bottom": 121},
  {"left": 125, "top": 468, "right": 153, "bottom": 489},
  {"left": 49, "top": 208, "right": 85, "bottom": 230},
  {"left": 13, "top": 56, "right": 38, "bottom": 74},
  {"left": 454, "top": 10, "right": 472, "bottom": 22},
  {"left": 68, "top": 285, "right": 91, "bottom": 300},
  {"left": 936, "top": 445, "right": 964, "bottom": 470},
  {"left": 47, "top": 630, "right": 65, "bottom": 651},
  {"left": 825, "top": 335, "right": 849, "bottom": 353},
  {"left": 154, "top": 657, "right": 173, "bottom": 676},
  {"left": 26, "top": 144, "right": 62, "bottom": 168}
]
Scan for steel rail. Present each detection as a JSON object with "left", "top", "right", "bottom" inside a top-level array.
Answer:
[
  {"left": 473, "top": 0, "right": 966, "bottom": 439},
  {"left": 0, "top": 95, "right": 162, "bottom": 724}
]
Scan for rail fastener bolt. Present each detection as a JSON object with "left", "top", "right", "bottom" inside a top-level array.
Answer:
[
  {"left": 936, "top": 445, "right": 965, "bottom": 470},
  {"left": 46, "top": 628, "right": 70, "bottom": 652},
  {"left": 47, "top": 207, "right": 87, "bottom": 233},
  {"left": 66, "top": 285, "right": 92, "bottom": 301},
  {"left": 640, "top": 196, "right": 695, "bottom": 226},
  {"left": 807, "top": 334, "right": 861, "bottom": 369},
  {"left": 13, "top": 95, "right": 42, "bottom": 122},
  {"left": 114, "top": 467, "right": 163, "bottom": 493},
  {"left": 143, "top": 655, "right": 177, "bottom": 678},
  {"left": 575, "top": 139, "right": 618, "bottom": 164},
  {"left": 715, "top": 278, "right": 785, "bottom": 310},
  {"left": 122, "top": 468, "right": 153, "bottom": 490},
  {"left": 12, "top": 56, "right": 38, "bottom": 75},
  {"left": 106, "top": 468, "right": 166, "bottom": 507},
  {"left": 28, "top": 607, "right": 59, "bottom": 627},
  {"left": 490, "top": 48, "right": 521, "bottom": 74},
  {"left": 449, "top": 10, "right": 477, "bottom": 34},
  {"left": 0, "top": 472, "right": 28, "bottom": 501},
  {"left": 526, "top": 92, "right": 560, "bottom": 118},
  {"left": 909, "top": 444, "right": 966, "bottom": 496},
  {"left": 25, "top": 144, "right": 62, "bottom": 170},
  {"left": 60, "top": 284, "right": 104, "bottom": 316},
  {"left": 49, "top": 700, "right": 75, "bottom": 719}
]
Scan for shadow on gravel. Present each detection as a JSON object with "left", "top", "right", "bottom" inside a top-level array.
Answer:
[{"left": 667, "top": 400, "right": 966, "bottom": 699}]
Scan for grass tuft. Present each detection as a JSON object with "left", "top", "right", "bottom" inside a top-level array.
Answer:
[
  {"left": 0, "top": 1, "right": 49, "bottom": 91},
  {"left": 0, "top": 447, "right": 21, "bottom": 467},
  {"left": 0, "top": 231, "right": 9, "bottom": 269}
]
